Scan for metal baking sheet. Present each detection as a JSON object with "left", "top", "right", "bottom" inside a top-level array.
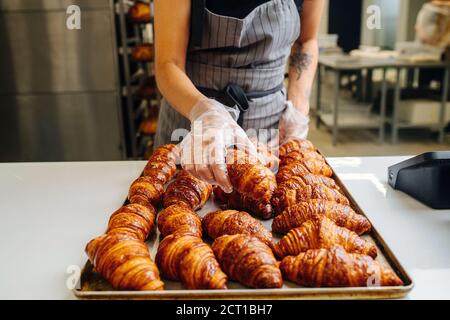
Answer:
[{"left": 74, "top": 161, "right": 414, "bottom": 300}]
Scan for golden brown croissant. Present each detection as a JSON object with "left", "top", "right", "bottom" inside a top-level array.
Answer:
[
  {"left": 279, "top": 149, "right": 324, "bottom": 166},
  {"left": 128, "top": 176, "right": 165, "bottom": 207},
  {"left": 281, "top": 158, "right": 333, "bottom": 178},
  {"left": 272, "top": 199, "right": 371, "bottom": 235},
  {"left": 128, "top": 1, "right": 151, "bottom": 23},
  {"left": 279, "top": 139, "right": 316, "bottom": 157},
  {"left": 272, "top": 177, "right": 349, "bottom": 214},
  {"left": 155, "top": 233, "right": 228, "bottom": 289},
  {"left": 280, "top": 245, "right": 403, "bottom": 287},
  {"left": 273, "top": 216, "right": 377, "bottom": 259},
  {"left": 131, "top": 44, "right": 154, "bottom": 62},
  {"left": 163, "top": 170, "right": 212, "bottom": 210},
  {"left": 202, "top": 210, "right": 273, "bottom": 246},
  {"left": 223, "top": 162, "right": 277, "bottom": 219},
  {"left": 106, "top": 203, "right": 156, "bottom": 241},
  {"left": 212, "top": 234, "right": 282, "bottom": 289},
  {"left": 86, "top": 233, "right": 164, "bottom": 291},
  {"left": 143, "top": 144, "right": 178, "bottom": 185},
  {"left": 276, "top": 161, "right": 310, "bottom": 184},
  {"left": 157, "top": 204, "right": 202, "bottom": 238},
  {"left": 295, "top": 172, "right": 341, "bottom": 192}
]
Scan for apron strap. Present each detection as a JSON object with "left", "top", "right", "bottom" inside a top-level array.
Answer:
[
  {"left": 197, "top": 83, "right": 285, "bottom": 127},
  {"left": 190, "top": 0, "right": 206, "bottom": 49}
]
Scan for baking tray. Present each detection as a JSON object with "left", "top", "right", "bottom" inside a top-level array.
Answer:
[{"left": 74, "top": 162, "right": 414, "bottom": 300}]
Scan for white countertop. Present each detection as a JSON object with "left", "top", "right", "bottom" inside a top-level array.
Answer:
[{"left": 0, "top": 157, "right": 449, "bottom": 300}]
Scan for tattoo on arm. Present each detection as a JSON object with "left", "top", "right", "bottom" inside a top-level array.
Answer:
[{"left": 289, "top": 42, "right": 312, "bottom": 80}]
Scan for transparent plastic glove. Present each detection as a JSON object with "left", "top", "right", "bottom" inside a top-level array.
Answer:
[
  {"left": 180, "top": 98, "right": 259, "bottom": 193},
  {"left": 279, "top": 100, "right": 310, "bottom": 145}
]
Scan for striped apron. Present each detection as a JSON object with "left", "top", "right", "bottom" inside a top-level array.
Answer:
[{"left": 154, "top": 0, "right": 301, "bottom": 147}]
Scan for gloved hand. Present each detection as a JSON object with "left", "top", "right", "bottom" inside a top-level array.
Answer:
[
  {"left": 180, "top": 98, "right": 259, "bottom": 193},
  {"left": 278, "top": 100, "right": 310, "bottom": 145}
]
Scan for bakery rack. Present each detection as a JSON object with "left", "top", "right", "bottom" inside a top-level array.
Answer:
[{"left": 114, "top": 0, "right": 160, "bottom": 159}]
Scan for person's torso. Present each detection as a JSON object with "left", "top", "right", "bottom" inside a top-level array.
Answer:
[{"left": 186, "top": 0, "right": 301, "bottom": 92}]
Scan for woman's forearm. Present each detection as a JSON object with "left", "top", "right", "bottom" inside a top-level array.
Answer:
[
  {"left": 287, "top": 38, "right": 319, "bottom": 115},
  {"left": 155, "top": 61, "right": 205, "bottom": 119}
]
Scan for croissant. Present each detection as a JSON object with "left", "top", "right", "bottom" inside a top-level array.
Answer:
[
  {"left": 212, "top": 234, "right": 282, "bottom": 289},
  {"left": 143, "top": 144, "right": 178, "bottom": 185},
  {"left": 272, "top": 199, "right": 371, "bottom": 235},
  {"left": 106, "top": 204, "right": 156, "bottom": 241},
  {"left": 202, "top": 210, "right": 273, "bottom": 246},
  {"left": 279, "top": 139, "right": 316, "bottom": 157},
  {"left": 295, "top": 172, "right": 341, "bottom": 192},
  {"left": 128, "top": 176, "right": 165, "bottom": 207},
  {"left": 280, "top": 245, "right": 403, "bottom": 287},
  {"left": 155, "top": 233, "right": 228, "bottom": 289},
  {"left": 279, "top": 149, "right": 324, "bottom": 166},
  {"left": 86, "top": 233, "right": 164, "bottom": 291},
  {"left": 273, "top": 216, "right": 377, "bottom": 259},
  {"left": 157, "top": 204, "right": 202, "bottom": 238},
  {"left": 272, "top": 177, "right": 349, "bottom": 214},
  {"left": 128, "top": 1, "right": 151, "bottom": 23},
  {"left": 281, "top": 158, "right": 333, "bottom": 178},
  {"left": 276, "top": 161, "right": 310, "bottom": 184},
  {"left": 223, "top": 161, "right": 277, "bottom": 219},
  {"left": 131, "top": 44, "right": 154, "bottom": 62},
  {"left": 163, "top": 170, "right": 212, "bottom": 210}
]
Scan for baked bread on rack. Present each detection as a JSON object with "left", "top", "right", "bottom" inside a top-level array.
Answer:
[
  {"left": 163, "top": 170, "right": 212, "bottom": 210},
  {"left": 280, "top": 245, "right": 403, "bottom": 287},
  {"left": 156, "top": 233, "right": 228, "bottom": 289},
  {"left": 106, "top": 203, "right": 156, "bottom": 241},
  {"left": 157, "top": 204, "right": 202, "bottom": 238},
  {"left": 272, "top": 199, "right": 371, "bottom": 235},
  {"left": 131, "top": 44, "right": 154, "bottom": 62},
  {"left": 202, "top": 210, "right": 273, "bottom": 246},
  {"left": 128, "top": 2, "right": 151, "bottom": 23},
  {"left": 86, "top": 233, "right": 164, "bottom": 291},
  {"left": 212, "top": 234, "right": 282, "bottom": 289},
  {"left": 273, "top": 216, "right": 377, "bottom": 259}
]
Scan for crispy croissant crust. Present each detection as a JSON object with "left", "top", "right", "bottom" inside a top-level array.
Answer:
[
  {"left": 157, "top": 204, "right": 202, "bottom": 238},
  {"left": 202, "top": 210, "right": 273, "bottom": 246},
  {"left": 225, "top": 162, "right": 277, "bottom": 219},
  {"left": 155, "top": 233, "right": 228, "bottom": 289},
  {"left": 296, "top": 172, "right": 341, "bottom": 192},
  {"left": 279, "top": 139, "right": 316, "bottom": 157},
  {"left": 276, "top": 161, "right": 310, "bottom": 184},
  {"left": 86, "top": 233, "right": 164, "bottom": 291},
  {"left": 212, "top": 234, "right": 283, "bottom": 289},
  {"left": 280, "top": 245, "right": 402, "bottom": 287},
  {"left": 273, "top": 216, "right": 377, "bottom": 259},
  {"left": 280, "top": 150, "right": 325, "bottom": 166},
  {"left": 128, "top": 176, "right": 165, "bottom": 207},
  {"left": 163, "top": 170, "right": 212, "bottom": 210},
  {"left": 272, "top": 177, "right": 349, "bottom": 214},
  {"left": 143, "top": 144, "right": 178, "bottom": 185},
  {"left": 128, "top": 2, "right": 151, "bottom": 23},
  {"left": 107, "top": 204, "right": 156, "bottom": 241},
  {"left": 272, "top": 199, "right": 371, "bottom": 235},
  {"left": 281, "top": 158, "right": 333, "bottom": 178}
]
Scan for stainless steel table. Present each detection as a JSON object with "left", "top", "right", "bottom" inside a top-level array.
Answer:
[{"left": 317, "top": 55, "right": 450, "bottom": 145}]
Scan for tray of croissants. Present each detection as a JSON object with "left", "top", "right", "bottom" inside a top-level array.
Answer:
[{"left": 75, "top": 139, "right": 413, "bottom": 299}]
